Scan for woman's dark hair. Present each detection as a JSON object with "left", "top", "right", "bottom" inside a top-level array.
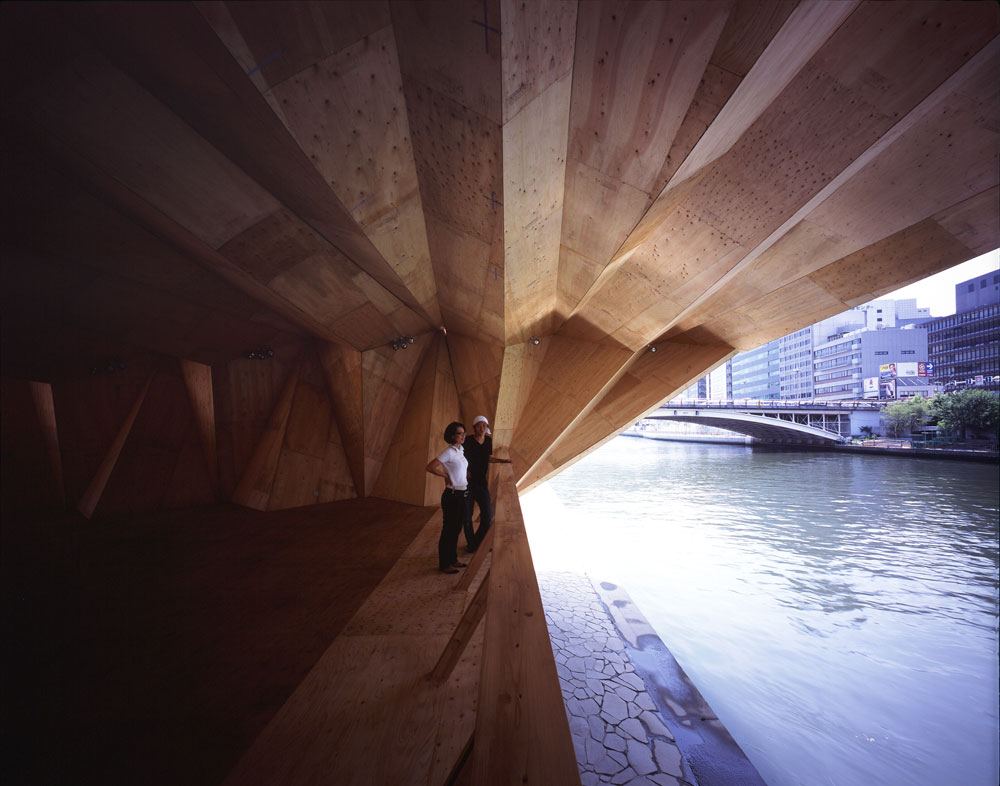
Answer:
[{"left": 443, "top": 421, "right": 465, "bottom": 444}]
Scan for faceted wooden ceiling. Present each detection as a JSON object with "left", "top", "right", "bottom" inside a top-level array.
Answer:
[{"left": 1, "top": 0, "right": 997, "bottom": 488}]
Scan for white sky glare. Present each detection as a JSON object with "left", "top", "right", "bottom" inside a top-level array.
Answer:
[{"left": 880, "top": 248, "right": 1000, "bottom": 316}]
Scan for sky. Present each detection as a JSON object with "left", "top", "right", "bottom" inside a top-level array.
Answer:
[{"left": 879, "top": 248, "right": 1000, "bottom": 317}]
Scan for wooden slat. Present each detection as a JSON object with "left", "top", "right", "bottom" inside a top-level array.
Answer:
[
  {"left": 431, "top": 572, "right": 490, "bottom": 683},
  {"left": 471, "top": 465, "right": 580, "bottom": 786},
  {"left": 454, "top": 526, "right": 495, "bottom": 594}
]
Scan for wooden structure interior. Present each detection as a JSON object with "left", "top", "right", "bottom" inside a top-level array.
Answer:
[{"left": 2, "top": 2, "right": 997, "bottom": 784}]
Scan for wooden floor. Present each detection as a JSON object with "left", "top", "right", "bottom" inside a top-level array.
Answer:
[
  {"left": 224, "top": 510, "right": 487, "bottom": 786},
  {"left": 1, "top": 497, "right": 437, "bottom": 786}
]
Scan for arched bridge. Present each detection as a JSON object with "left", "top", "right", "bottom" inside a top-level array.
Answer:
[{"left": 644, "top": 402, "right": 867, "bottom": 444}]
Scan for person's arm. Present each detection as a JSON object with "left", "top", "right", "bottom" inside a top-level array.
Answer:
[{"left": 427, "top": 457, "right": 452, "bottom": 487}]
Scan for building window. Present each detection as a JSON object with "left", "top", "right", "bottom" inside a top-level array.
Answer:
[
  {"left": 968, "top": 283, "right": 975, "bottom": 293},
  {"left": 874, "top": 351, "right": 889, "bottom": 355},
  {"left": 982, "top": 279, "right": 988, "bottom": 289},
  {"left": 901, "top": 350, "right": 915, "bottom": 354}
]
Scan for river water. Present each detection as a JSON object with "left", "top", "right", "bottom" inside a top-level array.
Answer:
[{"left": 520, "top": 437, "right": 999, "bottom": 786}]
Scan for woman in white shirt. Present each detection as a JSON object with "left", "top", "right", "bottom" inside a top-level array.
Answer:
[{"left": 426, "top": 421, "right": 470, "bottom": 574}]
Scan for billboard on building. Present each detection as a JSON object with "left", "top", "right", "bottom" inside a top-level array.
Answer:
[
  {"left": 880, "top": 362, "right": 934, "bottom": 378},
  {"left": 863, "top": 377, "right": 879, "bottom": 393}
]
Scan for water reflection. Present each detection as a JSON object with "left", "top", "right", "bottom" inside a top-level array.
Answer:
[{"left": 522, "top": 438, "right": 999, "bottom": 786}]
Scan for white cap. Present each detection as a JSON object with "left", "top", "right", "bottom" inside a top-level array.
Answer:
[{"left": 472, "top": 415, "right": 492, "bottom": 435}]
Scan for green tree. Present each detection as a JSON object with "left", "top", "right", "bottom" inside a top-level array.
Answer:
[
  {"left": 882, "top": 396, "right": 929, "bottom": 437},
  {"left": 930, "top": 389, "right": 1000, "bottom": 439}
]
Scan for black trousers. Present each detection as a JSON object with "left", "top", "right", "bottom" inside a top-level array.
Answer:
[
  {"left": 438, "top": 489, "right": 468, "bottom": 570},
  {"left": 463, "top": 482, "right": 493, "bottom": 549}
]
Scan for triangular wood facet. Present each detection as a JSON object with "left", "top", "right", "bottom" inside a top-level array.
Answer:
[
  {"left": 372, "top": 332, "right": 461, "bottom": 506},
  {"left": 361, "top": 338, "right": 431, "bottom": 499},
  {"left": 318, "top": 341, "right": 365, "bottom": 497},
  {"left": 447, "top": 333, "right": 504, "bottom": 432},
  {"left": 179, "top": 357, "right": 219, "bottom": 498},
  {"left": 231, "top": 364, "right": 300, "bottom": 511}
]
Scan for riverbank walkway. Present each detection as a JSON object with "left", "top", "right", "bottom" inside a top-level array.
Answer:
[{"left": 538, "top": 572, "right": 766, "bottom": 786}]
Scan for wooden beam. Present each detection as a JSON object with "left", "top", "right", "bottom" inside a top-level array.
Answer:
[
  {"left": 319, "top": 341, "right": 366, "bottom": 496},
  {"left": 57, "top": 2, "right": 433, "bottom": 325},
  {"left": 231, "top": 365, "right": 299, "bottom": 511},
  {"left": 178, "top": 358, "right": 218, "bottom": 498},
  {"left": 519, "top": 341, "right": 736, "bottom": 490},
  {"left": 28, "top": 380, "right": 66, "bottom": 506},
  {"left": 471, "top": 465, "right": 580, "bottom": 785},
  {"left": 77, "top": 373, "right": 152, "bottom": 519},
  {"left": 372, "top": 332, "right": 461, "bottom": 506}
]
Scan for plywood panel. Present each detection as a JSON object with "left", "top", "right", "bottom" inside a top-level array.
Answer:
[
  {"left": 215, "top": 348, "right": 304, "bottom": 500},
  {"left": 519, "top": 341, "right": 735, "bottom": 491},
  {"left": 372, "top": 333, "right": 461, "bottom": 506},
  {"left": 400, "top": 13, "right": 504, "bottom": 345},
  {"left": 232, "top": 366, "right": 300, "bottom": 511},
  {"left": 267, "top": 24, "right": 442, "bottom": 326},
  {"left": 78, "top": 374, "right": 153, "bottom": 518},
  {"left": 568, "top": 1, "right": 726, "bottom": 195},
  {"left": 503, "top": 72, "right": 572, "bottom": 344},
  {"left": 493, "top": 342, "right": 547, "bottom": 461},
  {"left": 179, "top": 359, "right": 218, "bottom": 498},
  {"left": 0, "top": 378, "right": 65, "bottom": 512},
  {"left": 223, "top": 510, "right": 476, "bottom": 786},
  {"left": 57, "top": 2, "right": 428, "bottom": 321},
  {"left": 201, "top": 1, "right": 391, "bottom": 91},
  {"left": 318, "top": 342, "right": 365, "bottom": 494},
  {"left": 510, "top": 334, "right": 631, "bottom": 480},
  {"left": 361, "top": 340, "right": 429, "bottom": 497},
  {"left": 471, "top": 466, "right": 581, "bottom": 785},
  {"left": 98, "top": 367, "right": 209, "bottom": 514},
  {"left": 392, "top": 0, "right": 503, "bottom": 124},
  {"left": 447, "top": 333, "right": 504, "bottom": 429},
  {"left": 500, "top": 0, "right": 577, "bottom": 123},
  {"left": 2, "top": 11, "right": 280, "bottom": 251}
]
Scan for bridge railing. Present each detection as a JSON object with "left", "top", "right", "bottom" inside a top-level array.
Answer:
[{"left": 663, "top": 398, "right": 885, "bottom": 410}]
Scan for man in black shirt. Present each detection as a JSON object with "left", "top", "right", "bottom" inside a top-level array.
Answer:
[{"left": 463, "top": 415, "right": 510, "bottom": 552}]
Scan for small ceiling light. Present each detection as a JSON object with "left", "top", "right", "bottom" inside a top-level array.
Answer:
[
  {"left": 648, "top": 344, "right": 657, "bottom": 353},
  {"left": 530, "top": 336, "right": 540, "bottom": 345}
]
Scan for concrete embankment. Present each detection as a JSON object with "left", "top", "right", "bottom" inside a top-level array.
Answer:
[
  {"left": 539, "top": 571, "right": 767, "bottom": 786},
  {"left": 832, "top": 444, "right": 998, "bottom": 462}
]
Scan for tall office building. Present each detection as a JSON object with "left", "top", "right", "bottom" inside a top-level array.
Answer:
[
  {"left": 778, "top": 328, "right": 813, "bottom": 399},
  {"left": 813, "top": 325, "right": 929, "bottom": 400},
  {"left": 730, "top": 339, "right": 780, "bottom": 399},
  {"left": 926, "top": 271, "right": 1000, "bottom": 390}
]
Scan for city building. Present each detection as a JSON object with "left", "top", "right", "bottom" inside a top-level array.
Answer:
[
  {"left": 779, "top": 328, "right": 814, "bottom": 399},
  {"left": 813, "top": 325, "right": 929, "bottom": 401},
  {"left": 955, "top": 269, "right": 1000, "bottom": 313},
  {"left": 730, "top": 339, "right": 780, "bottom": 399},
  {"left": 926, "top": 271, "right": 1000, "bottom": 391}
]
